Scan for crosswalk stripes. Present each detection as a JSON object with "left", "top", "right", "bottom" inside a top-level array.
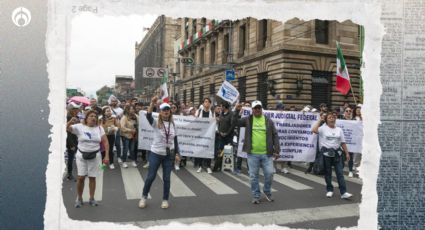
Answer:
[
  {"left": 286, "top": 168, "right": 339, "bottom": 187},
  {"left": 120, "top": 165, "right": 151, "bottom": 199},
  {"left": 82, "top": 170, "right": 103, "bottom": 201},
  {"left": 222, "top": 171, "right": 277, "bottom": 192},
  {"left": 291, "top": 162, "right": 363, "bottom": 185},
  {"left": 186, "top": 166, "right": 238, "bottom": 195},
  {"left": 157, "top": 170, "right": 196, "bottom": 197},
  {"left": 259, "top": 171, "right": 313, "bottom": 190}
]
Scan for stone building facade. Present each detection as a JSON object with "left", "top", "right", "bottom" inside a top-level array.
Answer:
[
  {"left": 114, "top": 75, "right": 133, "bottom": 101},
  {"left": 134, "top": 15, "right": 181, "bottom": 103},
  {"left": 176, "top": 17, "right": 362, "bottom": 110}
]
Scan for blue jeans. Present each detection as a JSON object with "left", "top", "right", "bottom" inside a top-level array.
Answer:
[
  {"left": 324, "top": 155, "right": 347, "bottom": 194},
  {"left": 121, "top": 137, "right": 136, "bottom": 162},
  {"left": 115, "top": 130, "right": 122, "bottom": 158},
  {"left": 247, "top": 154, "right": 274, "bottom": 199},
  {"left": 142, "top": 152, "right": 174, "bottom": 200}
]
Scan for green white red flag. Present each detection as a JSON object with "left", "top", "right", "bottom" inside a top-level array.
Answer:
[
  {"left": 336, "top": 42, "right": 351, "bottom": 95},
  {"left": 160, "top": 71, "right": 169, "bottom": 103}
]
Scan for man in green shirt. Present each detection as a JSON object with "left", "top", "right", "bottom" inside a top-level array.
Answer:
[{"left": 234, "top": 100, "right": 280, "bottom": 204}]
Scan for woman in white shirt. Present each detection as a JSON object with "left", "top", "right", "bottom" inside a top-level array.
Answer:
[
  {"left": 312, "top": 111, "right": 352, "bottom": 199},
  {"left": 138, "top": 96, "right": 181, "bottom": 209},
  {"left": 67, "top": 110, "right": 109, "bottom": 208}
]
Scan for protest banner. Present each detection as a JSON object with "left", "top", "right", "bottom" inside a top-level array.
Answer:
[
  {"left": 237, "top": 109, "right": 363, "bottom": 161},
  {"left": 216, "top": 81, "right": 239, "bottom": 104},
  {"left": 138, "top": 111, "right": 216, "bottom": 158},
  {"left": 336, "top": 120, "right": 363, "bottom": 153}
]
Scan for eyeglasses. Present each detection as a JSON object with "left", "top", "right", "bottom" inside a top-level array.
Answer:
[{"left": 253, "top": 107, "right": 262, "bottom": 110}]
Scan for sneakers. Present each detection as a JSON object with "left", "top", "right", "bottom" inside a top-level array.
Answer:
[
  {"left": 281, "top": 168, "right": 289, "bottom": 174},
  {"left": 122, "top": 162, "right": 128, "bottom": 168},
  {"left": 109, "top": 164, "right": 115, "bottom": 170},
  {"left": 174, "top": 164, "right": 180, "bottom": 170},
  {"left": 263, "top": 193, "right": 274, "bottom": 202},
  {"left": 326, "top": 191, "right": 334, "bottom": 198},
  {"left": 251, "top": 198, "right": 260, "bottom": 204},
  {"left": 207, "top": 168, "right": 212, "bottom": 174},
  {"left": 117, "top": 158, "right": 123, "bottom": 164},
  {"left": 131, "top": 161, "right": 138, "bottom": 167},
  {"left": 143, "top": 162, "right": 149, "bottom": 168},
  {"left": 138, "top": 197, "right": 147, "bottom": 208},
  {"left": 197, "top": 167, "right": 202, "bottom": 173},
  {"left": 89, "top": 199, "right": 98, "bottom": 207},
  {"left": 233, "top": 169, "right": 241, "bottom": 175},
  {"left": 161, "top": 200, "right": 169, "bottom": 209},
  {"left": 348, "top": 172, "right": 354, "bottom": 178},
  {"left": 341, "top": 192, "right": 353, "bottom": 199},
  {"left": 74, "top": 199, "right": 83, "bottom": 208}
]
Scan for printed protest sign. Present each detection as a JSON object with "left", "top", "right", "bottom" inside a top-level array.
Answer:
[{"left": 216, "top": 81, "right": 239, "bottom": 104}]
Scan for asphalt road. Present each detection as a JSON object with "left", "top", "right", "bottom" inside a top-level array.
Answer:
[{"left": 62, "top": 159, "right": 362, "bottom": 229}]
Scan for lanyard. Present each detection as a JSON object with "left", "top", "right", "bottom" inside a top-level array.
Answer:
[{"left": 162, "top": 120, "right": 171, "bottom": 144}]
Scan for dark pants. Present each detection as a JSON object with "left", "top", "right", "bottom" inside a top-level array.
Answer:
[
  {"left": 213, "top": 134, "right": 233, "bottom": 170},
  {"left": 348, "top": 152, "right": 354, "bottom": 171},
  {"left": 324, "top": 155, "right": 347, "bottom": 195},
  {"left": 67, "top": 148, "right": 76, "bottom": 175},
  {"left": 115, "top": 130, "right": 122, "bottom": 158},
  {"left": 122, "top": 137, "right": 136, "bottom": 162},
  {"left": 142, "top": 152, "right": 174, "bottom": 200},
  {"left": 101, "top": 134, "right": 115, "bottom": 163},
  {"left": 194, "top": 158, "right": 212, "bottom": 168}
]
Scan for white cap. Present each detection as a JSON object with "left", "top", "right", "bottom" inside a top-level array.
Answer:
[
  {"left": 159, "top": 103, "right": 171, "bottom": 110},
  {"left": 67, "top": 102, "right": 81, "bottom": 110},
  {"left": 251, "top": 100, "right": 262, "bottom": 108}
]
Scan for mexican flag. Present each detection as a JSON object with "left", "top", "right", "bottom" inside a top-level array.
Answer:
[
  {"left": 336, "top": 42, "right": 351, "bottom": 95},
  {"left": 160, "top": 71, "right": 169, "bottom": 103}
]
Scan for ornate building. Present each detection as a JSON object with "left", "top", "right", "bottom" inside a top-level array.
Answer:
[{"left": 176, "top": 17, "right": 363, "bottom": 110}]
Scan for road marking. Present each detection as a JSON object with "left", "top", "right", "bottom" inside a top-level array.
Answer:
[
  {"left": 286, "top": 168, "right": 339, "bottom": 187},
  {"left": 222, "top": 171, "right": 277, "bottom": 192},
  {"left": 291, "top": 162, "right": 363, "bottom": 185},
  {"left": 259, "top": 171, "right": 313, "bottom": 190},
  {"left": 157, "top": 170, "right": 196, "bottom": 197},
  {"left": 124, "top": 203, "right": 359, "bottom": 227},
  {"left": 186, "top": 166, "right": 238, "bottom": 195},
  {"left": 120, "top": 165, "right": 151, "bottom": 199},
  {"left": 82, "top": 170, "right": 103, "bottom": 201}
]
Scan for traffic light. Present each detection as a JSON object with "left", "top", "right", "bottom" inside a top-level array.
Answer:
[
  {"left": 180, "top": 57, "right": 194, "bottom": 65},
  {"left": 268, "top": 80, "right": 277, "bottom": 96}
]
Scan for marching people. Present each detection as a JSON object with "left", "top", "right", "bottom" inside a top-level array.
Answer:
[
  {"left": 234, "top": 101, "right": 251, "bottom": 174},
  {"left": 120, "top": 105, "right": 139, "bottom": 168},
  {"left": 109, "top": 95, "right": 124, "bottom": 164},
  {"left": 352, "top": 104, "right": 363, "bottom": 175},
  {"left": 67, "top": 110, "right": 109, "bottom": 208},
  {"left": 139, "top": 96, "right": 181, "bottom": 209},
  {"left": 100, "top": 106, "right": 120, "bottom": 169},
  {"left": 342, "top": 105, "right": 355, "bottom": 177},
  {"left": 233, "top": 100, "right": 280, "bottom": 204},
  {"left": 312, "top": 111, "right": 353, "bottom": 199},
  {"left": 213, "top": 101, "right": 235, "bottom": 172},
  {"left": 194, "top": 98, "right": 215, "bottom": 174},
  {"left": 66, "top": 102, "right": 81, "bottom": 181},
  {"left": 89, "top": 98, "right": 102, "bottom": 115}
]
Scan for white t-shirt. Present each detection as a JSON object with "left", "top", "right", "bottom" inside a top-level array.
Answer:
[
  {"left": 70, "top": 123, "right": 105, "bottom": 152},
  {"left": 318, "top": 124, "right": 345, "bottom": 150},
  {"left": 150, "top": 119, "right": 177, "bottom": 156},
  {"left": 111, "top": 107, "right": 124, "bottom": 119}
]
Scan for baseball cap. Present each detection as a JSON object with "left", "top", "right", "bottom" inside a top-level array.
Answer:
[
  {"left": 159, "top": 103, "right": 171, "bottom": 110},
  {"left": 67, "top": 102, "right": 81, "bottom": 110},
  {"left": 251, "top": 100, "right": 263, "bottom": 108}
]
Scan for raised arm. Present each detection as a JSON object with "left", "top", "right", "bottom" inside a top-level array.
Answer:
[{"left": 146, "top": 96, "right": 158, "bottom": 125}]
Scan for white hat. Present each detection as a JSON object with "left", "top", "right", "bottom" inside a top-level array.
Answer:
[
  {"left": 159, "top": 103, "right": 171, "bottom": 110},
  {"left": 251, "top": 100, "right": 263, "bottom": 108},
  {"left": 67, "top": 102, "right": 81, "bottom": 110}
]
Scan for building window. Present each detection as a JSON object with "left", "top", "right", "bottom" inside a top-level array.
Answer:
[
  {"left": 238, "top": 76, "right": 246, "bottom": 102},
  {"left": 257, "top": 73, "right": 268, "bottom": 108},
  {"left": 192, "top": 19, "right": 197, "bottom": 34},
  {"left": 238, "top": 25, "right": 246, "bottom": 58},
  {"left": 183, "top": 89, "right": 187, "bottom": 104},
  {"left": 184, "top": 18, "right": 189, "bottom": 40},
  {"left": 209, "top": 83, "right": 215, "bottom": 96},
  {"left": 223, "top": 33, "right": 230, "bottom": 64},
  {"left": 201, "top": 18, "right": 206, "bottom": 28},
  {"left": 210, "top": 41, "right": 216, "bottom": 64},
  {"left": 190, "top": 52, "right": 195, "bottom": 76},
  {"left": 258, "top": 19, "right": 267, "bottom": 50},
  {"left": 199, "top": 86, "right": 204, "bottom": 103},
  {"left": 190, "top": 87, "right": 195, "bottom": 102},
  {"left": 315, "top": 20, "right": 329, "bottom": 44},
  {"left": 311, "top": 70, "right": 332, "bottom": 108},
  {"left": 200, "top": 48, "right": 205, "bottom": 65}
]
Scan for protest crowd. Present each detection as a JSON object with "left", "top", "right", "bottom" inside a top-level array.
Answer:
[{"left": 65, "top": 93, "right": 363, "bottom": 209}]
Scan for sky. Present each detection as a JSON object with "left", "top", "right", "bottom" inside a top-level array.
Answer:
[{"left": 67, "top": 13, "right": 158, "bottom": 98}]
